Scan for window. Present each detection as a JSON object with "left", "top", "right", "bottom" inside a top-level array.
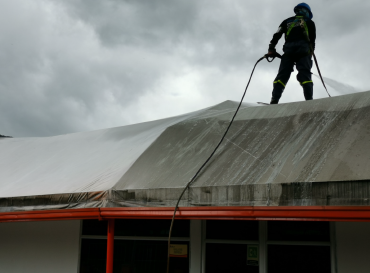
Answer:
[
  {"left": 114, "top": 240, "right": 189, "bottom": 273},
  {"left": 80, "top": 238, "right": 106, "bottom": 273},
  {"left": 205, "top": 220, "right": 259, "bottom": 272},
  {"left": 206, "top": 243, "right": 259, "bottom": 273},
  {"left": 268, "top": 221, "right": 330, "bottom": 242},
  {"left": 80, "top": 219, "right": 190, "bottom": 273},
  {"left": 206, "top": 220, "right": 258, "bottom": 241},
  {"left": 82, "top": 219, "right": 190, "bottom": 238},
  {"left": 267, "top": 245, "right": 331, "bottom": 273},
  {"left": 82, "top": 219, "right": 107, "bottom": 236},
  {"left": 115, "top": 219, "right": 190, "bottom": 237},
  {"left": 80, "top": 219, "right": 335, "bottom": 273},
  {"left": 267, "top": 221, "right": 332, "bottom": 273}
]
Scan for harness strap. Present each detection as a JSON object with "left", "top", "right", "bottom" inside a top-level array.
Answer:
[
  {"left": 286, "top": 19, "right": 298, "bottom": 36},
  {"left": 287, "top": 16, "right": 309, "bottom": 37},
  {"left": 299, "top": 18, "right": 309, "bottom": 39}
]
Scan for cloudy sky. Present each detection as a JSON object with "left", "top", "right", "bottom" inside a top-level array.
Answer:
[{"left": 0, "top": 0, "right": 368, "bottom": 137}]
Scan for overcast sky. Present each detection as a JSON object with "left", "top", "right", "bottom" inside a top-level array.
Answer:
[{"left": 0, "top": 0, "right": 368, "bottom": 137}]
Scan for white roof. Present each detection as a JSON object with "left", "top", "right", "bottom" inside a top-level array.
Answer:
[{"left": 1, "top": 92, "right": 370, "bottom": 211}]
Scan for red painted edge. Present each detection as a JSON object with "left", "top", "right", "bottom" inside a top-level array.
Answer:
[
  {"left": 0, "top": 208, "right": 101, "bottom": 222},
  {"left": 2, "top": 206, "right": 370, "bottom": 222},
  {"left": 106, "top": 219, "right": 115, "bottom": 273}
]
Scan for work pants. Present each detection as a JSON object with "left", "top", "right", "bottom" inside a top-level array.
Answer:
[{"left": 271, "top": 53, "right": 313, "bottom": 104}]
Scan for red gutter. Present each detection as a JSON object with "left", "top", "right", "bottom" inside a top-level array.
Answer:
[
  {"left": 2, "top": 206, "right": 370, "bottom": 222},
  {"left": 100, "top": 206, "right": 370, "bottom": 221},
  {"left": 0, "top": 208, "right": 101, "bottom": 222}
]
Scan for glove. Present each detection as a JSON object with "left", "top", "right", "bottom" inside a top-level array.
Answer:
[{"left": 268, "top": 44, "right": 276, "bottom": 53}]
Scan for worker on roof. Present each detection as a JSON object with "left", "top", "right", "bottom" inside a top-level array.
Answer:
[{"left": 268, "top": 3, "right": 316, "bottom": 104}]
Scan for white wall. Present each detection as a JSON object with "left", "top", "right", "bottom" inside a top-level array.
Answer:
[
  {"left": 0, "top": 220, "right": 81, "bottom": 273},
  {"left": 336, "top": 221, "right": 370, "bottom": 273}
]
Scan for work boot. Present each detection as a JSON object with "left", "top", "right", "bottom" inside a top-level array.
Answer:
[
  {"left": 302, "top": 82, "right": 313, "bottom": 100},
  {"left": 270, "top": 98, "right": 279, "bottom": 104}
]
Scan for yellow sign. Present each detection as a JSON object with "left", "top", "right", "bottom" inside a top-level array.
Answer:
[{"left": 169, "top": 244, "right": 188, "bottom": 258}]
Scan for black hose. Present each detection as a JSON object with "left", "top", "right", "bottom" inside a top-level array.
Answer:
[
  {"left": 298, "top": 19, "right": 330, "bottom": 98},
  {"left": 166, "top": 54, "right": 271, "bottom": 273},
  {"left": 312, "top": 50, "right": 331, "bottom": 97}
]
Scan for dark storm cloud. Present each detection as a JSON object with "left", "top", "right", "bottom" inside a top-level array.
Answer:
[
  {"left": 61, "top": 0, "right": 267, "bottom": 68},
  {"left": 62, "top": 0, "right": 199, "bottom": 46},
  {"left": 0, "top": 0, "right": 369, "bottom": 137},
  {"left": 0, "top": 1, "right": 184, "bottom": 136}
]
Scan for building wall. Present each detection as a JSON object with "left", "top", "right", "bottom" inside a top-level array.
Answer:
[
  {"left": 0, "top": 220, "right": 81, "bottom": 273},
  {"left": 4, "top": 219, "right": 370, "bottom": 273},
  {"left": 336, "top": 221, "right": 370, "bottom": 273}
]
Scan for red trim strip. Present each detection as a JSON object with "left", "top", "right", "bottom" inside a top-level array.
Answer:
[{"left": 2, "top": 206, "right": 370, "bottom": 222}]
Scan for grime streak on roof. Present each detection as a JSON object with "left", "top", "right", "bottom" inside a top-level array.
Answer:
[{"left": 1, "top": 91, "right": 370, "bottom": 211}]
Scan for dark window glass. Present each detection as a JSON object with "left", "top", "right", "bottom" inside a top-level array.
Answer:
[
  {"left": 82, "top": 219, "right": 190, "bottom": 237},
  {"left": 268, "top": 221, "right": 330, "bottom": 242},
  {"left": 79, "top": 239, "right": 189, "bottom": 273},
  {"left": 114, "top": 240, "right": 188, "bottom": 273},
  {"left": 206, "top": 220, "right": 259, "bottom": 241},
  {"left": 115, "top": 219, "right": 190, "bottom": 237},
  {"left": 80, "top": 239, "right": 106, "bottom": 273},
  {"left": 206, "top": 243, "right": 259, "bottom": 273},
  {"left": 268, "top": 245, "right": 331, "bottom": 273},
  {"left": 82, "top": 220, "right": 108, "bottom": 236}
]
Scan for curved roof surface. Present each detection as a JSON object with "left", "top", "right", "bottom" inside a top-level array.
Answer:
[{"left": 1, "top": 92, "right": 370, "bottom": 210}]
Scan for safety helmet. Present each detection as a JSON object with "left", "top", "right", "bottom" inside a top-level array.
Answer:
[{"left": 294, "top": 3, "right": 313, "bottom": 19}]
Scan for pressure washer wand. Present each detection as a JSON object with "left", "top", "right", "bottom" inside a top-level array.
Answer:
[{"left": 264, "top": 52, "right": 282, "bottom": 62}]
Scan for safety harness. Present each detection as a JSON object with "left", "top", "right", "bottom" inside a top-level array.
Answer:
[
  {"left": 274, "top": 16, "right": 311, "bottom": 88},
  {"left": 287, "top": 16, "right": 308, "bottom": 38}
]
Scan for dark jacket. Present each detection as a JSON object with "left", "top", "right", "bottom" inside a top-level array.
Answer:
[{"left": 269, "top": 16, "right": 316, "bottom": 53}]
